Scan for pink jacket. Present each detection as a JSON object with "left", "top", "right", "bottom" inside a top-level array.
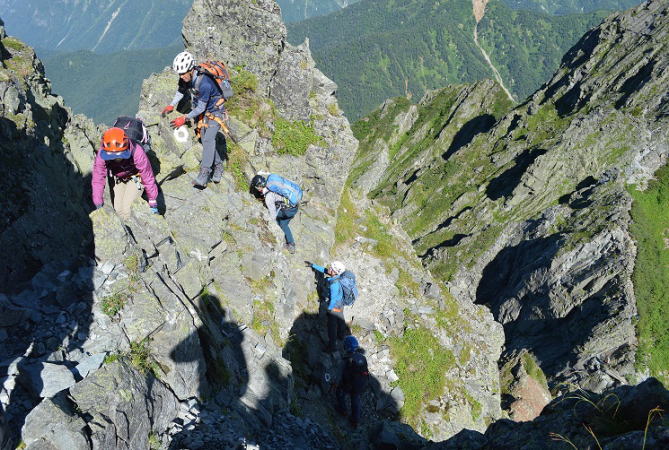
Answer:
[{"left": 91, "top": 140, "right": 158, "bottom": 206}]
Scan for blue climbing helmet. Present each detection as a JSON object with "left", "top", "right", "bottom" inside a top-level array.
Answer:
[{"left": 343, "top": 335, "right": 359, "bottom": 353}]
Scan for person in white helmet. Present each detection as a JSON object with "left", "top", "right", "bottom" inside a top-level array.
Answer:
[
  {"left": 161, "top": 51, "right": 227, "bottom": 188},
  {"left": 305, "top": 260, "right": 350, "bottom": 352}
]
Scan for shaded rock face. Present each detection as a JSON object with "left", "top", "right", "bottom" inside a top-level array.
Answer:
[
  {"left": 351, "top": 0, "right": 669, "bottom": 393},
  {"left": 428, "top": 378, "right": 669, "bottom": 450},
  {"left": 0, "top": 31, "right": 100, "bottom": 292}
]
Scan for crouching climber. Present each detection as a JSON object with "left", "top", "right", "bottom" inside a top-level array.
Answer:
[
  {"left": 305, "top": 260, "right": 357, "bottom": 352},
  {"left": 251, "top": 174, "right": 302, "bottom": 254},
  {"left": 91, "top": 127, "right": 159, "bottom": 220},
  {"left": 336, "top": 335, "right": 369, "bottom": 428},
  {"left": 162, "top": 51, "right": 233, "bottom": 188}
]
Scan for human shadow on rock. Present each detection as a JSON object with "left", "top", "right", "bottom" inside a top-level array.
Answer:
[
  {"left": 167, "top": 295, "right": 249, "bottom": 449},
  {"left": 283, "top": 312, "right": 402, "bottom": 448},
  {"left": 0, "top": 102, "right": 95, "bottom": 449}
]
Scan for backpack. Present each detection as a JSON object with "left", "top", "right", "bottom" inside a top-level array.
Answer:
[
  {"left": 113, "top": 116, "right": 149, "bottom": 146},
  {"left": 195, "top": 61, "right": 234, "bottom": 100},
  {"left": 266, "top": 174, "right": 303, "bottom": 207},
  {"left": 339, "top": 270, "right": 358, "bottom": 306},
  {"left": 349, "top": 352, "right": 369, "bottom": 393}
]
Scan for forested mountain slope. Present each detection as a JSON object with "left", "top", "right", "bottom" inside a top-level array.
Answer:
[
  {"left": 41, "top": 45, "right": 181, "bottom": 125},
  {"left": 505, "top": 0, "right": 641, "bottom": 14},
  {"left": 0, "top": 0, "right": 192, "bottom": 53},
  {"left": 277, "top": 0, "right": 360, "bottom": 22},
  {"left": 350, "top": 0, "right": 669, "bottom": 392},
  {"left": 288, "top": 0, "right": 618, "bottom": 119}
]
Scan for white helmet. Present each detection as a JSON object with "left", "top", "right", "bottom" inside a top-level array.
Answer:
[
  {"left": 172, "top": 51, "right": 195, "bottom": 74},
  {"left": 329, "top": 261, "right": 346, "bottom": 275}
]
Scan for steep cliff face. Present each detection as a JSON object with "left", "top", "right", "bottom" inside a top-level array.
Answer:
[
  {"left": 0, "top": 20, "right": 100, "bottom": 291},
  {"left": 352, "top": 0, "right": 669, "bottom": 393}
]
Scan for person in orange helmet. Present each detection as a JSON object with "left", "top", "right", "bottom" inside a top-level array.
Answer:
[{"left": 91, "top": 127, "right": 159, "bottom": 220}]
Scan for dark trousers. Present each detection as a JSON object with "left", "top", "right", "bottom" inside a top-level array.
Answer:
[
  {"left": 276, "top": 206, "right": 298, "bottom": 244},
  {"left": 201, "top": 117, "right": 224, "bottom": 169},
  {"left": 336, "top": 387, "right": 361, "bottom": 424},
  {"left": 327, "top": 309, "right": 346, "bottom": 351}
]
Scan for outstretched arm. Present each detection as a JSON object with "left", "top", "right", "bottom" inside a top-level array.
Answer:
[
  {"left": 91, "top": 150, "right": 107, "bottom": 206},
  {"left": 133, "top": 144, "right": 158, "bottom": 202}
]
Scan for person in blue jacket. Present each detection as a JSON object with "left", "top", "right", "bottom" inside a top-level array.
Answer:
[{"left": 306, "top": 260, "right": 349, "bottom": 352}]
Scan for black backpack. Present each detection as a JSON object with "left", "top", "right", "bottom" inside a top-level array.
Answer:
[
  {"left": 113, "top": 116, "right": 149, "bottom": 145},
  {"left": 349, "top": 352, "right": 369, "bottom": 393}
]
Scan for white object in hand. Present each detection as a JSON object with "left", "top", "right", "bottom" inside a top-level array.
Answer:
[{"left": 174, "top": 126, "right": 189, "bottom": 143}]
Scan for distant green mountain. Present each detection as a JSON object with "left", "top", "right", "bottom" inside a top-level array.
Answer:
[
  {"left": 0, "top": 0, "right": 191, "bottom": 53},
  {"left": 277, "top": 0, "right": 360, "bottom": 23},
  {"left": 288, "top": 0, "right": 609, "bottom": 119},
  {"left": 43, "top": 45, "right": 182, "bottom": 125},
  {"left": 504, "top": 0, "right": 641, "bottom": 14}
]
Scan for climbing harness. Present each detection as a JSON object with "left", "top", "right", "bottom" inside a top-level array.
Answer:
[{"left": 195, "top": 111, "right": 238, "bottom": 143}]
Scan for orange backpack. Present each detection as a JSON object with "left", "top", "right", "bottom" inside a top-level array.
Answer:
[{"left": 194, "top": 61, "right": 234, "bottom": 100}]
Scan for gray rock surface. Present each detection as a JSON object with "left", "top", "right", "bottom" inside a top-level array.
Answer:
[
  {"left": 3, "top": 1, "right": 669, "bottom": 449},
  {"left": 22, "top": 395, "right": 90, "bottom": 450}
]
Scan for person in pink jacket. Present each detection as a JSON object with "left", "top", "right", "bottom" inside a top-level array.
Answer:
[{"left": 91, "top": 127, "right": 159, "bottom": 220}]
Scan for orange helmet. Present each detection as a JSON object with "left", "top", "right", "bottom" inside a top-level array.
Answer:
[{"left": 100, "top": 127, "right": 131, "bottom": 160}]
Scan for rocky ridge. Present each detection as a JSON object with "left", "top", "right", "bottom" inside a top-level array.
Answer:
[
  {"left": 351, "top": 0, "right": 669, "bottom": 394},
  {"left": 1, "top": 0, "right": 503, "bottom": 448},
  {"left": 2, "top": 0, "right": 669, "bottom": 449}
]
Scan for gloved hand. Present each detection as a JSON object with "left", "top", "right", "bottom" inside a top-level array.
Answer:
[
  {"left": 304, "top": 260, "right": 313, "bottom": 268},
  {"left": 161, "top": 105, "right": 174, "bottom": 117},
  {"left": 148, "top": 200, "right": 159, "bottom": 214},
  {"left": 170, "top": 116, "right": 187, "bottom": 129}
]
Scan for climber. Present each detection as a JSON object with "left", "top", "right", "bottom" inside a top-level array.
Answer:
[
  {"left": 335, "top": 335, "right": 369, "bottom": 428},
  {"left": 162, "top": 51, "right": 229, "bottom": 188},
  {"left": 91, "top": 127, "right": 159, "bottom": 220},
  {"left": 305, "top": 260, "right": 350, "bottom": 352},
  {"left": 251, "top": 174, "right": 302, "bottom": 254}
]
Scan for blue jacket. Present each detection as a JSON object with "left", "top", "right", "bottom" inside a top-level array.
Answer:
[
  {"left": 311, "top": 264, "right": 343, "bottom": 311},
  {"left": 181, "top": 73, "right": 224, "bottom": 120}
]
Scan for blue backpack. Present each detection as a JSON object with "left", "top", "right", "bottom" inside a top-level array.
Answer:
[
  {"left": 266, "top": 174, "right": 303, "bottom": 207},
  {"left": 339, "top": 270, "right": 358, "bottom": 306}
]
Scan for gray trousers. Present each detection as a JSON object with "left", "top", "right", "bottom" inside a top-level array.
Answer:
[{"left": 201, "top": 117, "right": 224, "bottom": 169}]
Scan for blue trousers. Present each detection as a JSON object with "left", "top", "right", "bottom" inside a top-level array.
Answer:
[
  {"left": 276, "top": 206, "right": 298, "bottom": 244},
  {"left": 336, "top": 387, "right": 361, "bottom": 424}
]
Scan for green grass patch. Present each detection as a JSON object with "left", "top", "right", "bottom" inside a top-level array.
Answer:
[
  {"left": 148, "top": 433, "right": 160, "bottom": 450},
  {"left": 334, "top": 188, "right": 359, "bottom": 245},
  {"left": 227, "top": 141, "right": 251, "bottom": 192},
  {"left": 231, "top": 66, "right": 258, "bottom": 93},
  {"left": 628, "top": 164, "right": 669, "bottom": 385},
  {"left": 101, "top": 292, "right": 128, "bottom": 317},
  {"left": 388, "top": 327, "right": 455, "bottom": 424},
  {"left": 129, "top": 338, "right": 160, "bottom": 377},
  {"left": 463, "top": 390, "right": 482, "bottom": 422},
  {"left": 1, "top": 37, "right": 26, "bottom": 52},
  {"left": 521, "top": 352, "right": 549, "bottom": 390},
  {"left": 251, "top": 299, "right": 281, "bottom": 344},
  {"left": 272, "top": 116, "right": 324, "bottom": 156}
]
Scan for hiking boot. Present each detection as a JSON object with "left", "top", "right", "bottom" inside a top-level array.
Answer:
[
  {"left": 285, "top": 242, "right": 296, "bottom": 254},
  {"left": 192, "top": 167, "right": 211, "bottom": 188},
  {"left": 211, "top": 163, "right": 224, "bottom": 183}
]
